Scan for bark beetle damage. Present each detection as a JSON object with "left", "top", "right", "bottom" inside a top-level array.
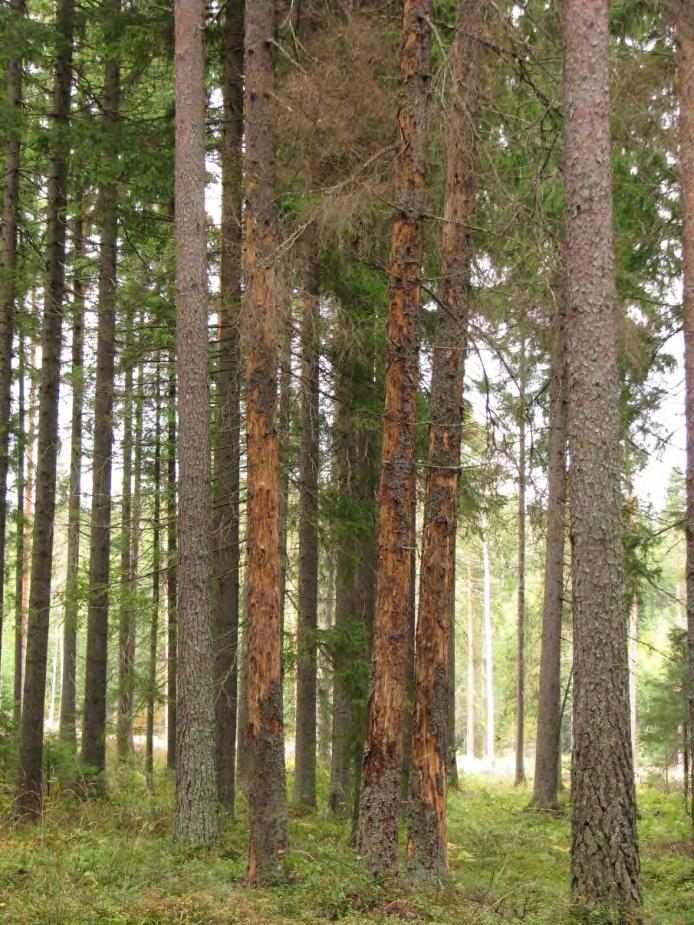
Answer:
[{"left": 357, "top": 0, "right": 432, "bottom": 876}]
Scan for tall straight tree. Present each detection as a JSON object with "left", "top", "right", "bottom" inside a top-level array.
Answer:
[
  {"left": 357, "top": 0, "right": 432, "bottom": 875},
  {"left": 243, "top": 0, "right": 288, "bottom": 881},
  {"left": 530, "top": 289, "right": 568, "bottom": 811},
  {"left": 673, "top": 0, "right": 694, "bottom": 832},
  {"left": 564, "top": 0, "right": 641, "bottom": 910},
  {"left": 82, "top": 6, "right": 121, "bottom": 774},
  {"left": 0, "top": 0, "right": 25, "bottom": 669},
  {"left": 60, "top": 206, "right": 87, "bottom": 744},
  {"left": 15, "top": 0, "right": 74, "bottom": 816},
  {"left": 214, "top": 0, "right": 243, "bottom": 813},
  {"left": 172, "top": 0, "right": 218, "bottom": 847},
  {"left": 406, "top": 0, "right": 482, "bottom": 882},
  {"left": 294, "top": 258, "right": 321, "bottom": 810}
]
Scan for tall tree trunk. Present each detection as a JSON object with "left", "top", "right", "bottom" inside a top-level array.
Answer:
[
  {"left": 14, "top": 321, "right": 37, "bottom": 721},
  {"left": 214, "top": 0, "right": 243, "bottom": 815},
  {"left": 564, "top": 0, "right": 641, "bottom": 908},
  {"left": 166, "top": 353, "right": 178, "bottom": 771},
  {"left": 356, "top": 0, "right": 432, "bottom": 876},
  {"left": 530, "top": 291, "right": 568, "bottom": 811},
  {"left": 483, "top": 530, "right": 494, "bottom": 766},
  {"left": 0, "top": 0, "right": 25, "bottom": 672},
  {"left": 172, "top": 0, "right": 218, "bottom": 848},
  {"left": 243, "top": 0, "right": 288, "bottom": 880},
  {"left": 118, "top": 355, "right": 143, "bottom": 760},
  {"left": 675, "top": 0, "right": 694, "bottom": 838},
  {"left": 294, "top": 258, "right": 321, "bottom": 811},
  {"left": 405, "top": 0, "right": 480, "bottom": 881},
  {"left": 146, "top": 372, "right": 162, "bottom": 786},
  {"left": 466, "top": 558, "right": 475, "bottom": 761},
  {"left": 515, "top": 332, "right": 526, "bottom": 787},
  {"left": 82, "top": 11, "right": 121, "bottom": 775},
  {"left": 15, "top": 0, "right": 74, "bottom": 816},
  {"left": 13, "top": 329, "right": 26, "bottom": 721},
  {"left": 60, "top": 206, "right": 87, "bottom": 745}
]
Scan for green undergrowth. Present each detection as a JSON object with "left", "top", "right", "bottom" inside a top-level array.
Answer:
[{"left": 0, "top": 769, "right": 691, "bottom": 924}]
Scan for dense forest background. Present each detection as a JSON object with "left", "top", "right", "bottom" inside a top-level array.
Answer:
[{"left": 0, "top": 0, "right": 693, "bottom": 923}]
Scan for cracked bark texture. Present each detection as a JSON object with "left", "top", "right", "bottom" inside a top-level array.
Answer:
[
  {"left": 82, "top": 6, "right": 121, "bottom": 774},
  {"left": 530, "top": 287, "right": 568, "bottom": 811},
  {"left": 405, "top": 0, "right": 481, "bottom": 884},
  {"left": 243, "top": 0, "right": 288, "bottom": 881},
  {"left": 60, "top": 206, "right": 87, "bottom": 745},
  {"left": 356, "top": 0, "right": 432, "bottom": 876},
  {"left": 674, "top": 0, "right": 694, "bottom": 838},
  {"left": 0, "top": 0, "right": 25, "bottom": 670},
  {"left": 294, "top": 256, "right": 321, "bottom": 810},
  {"left": 214, "top": 0, "right": 243, "bottom": 814},
  {"left": 172, "top": 0, "right": 218, "bottom": 848},
  {"left": 564, "top": 0, "right": 641, "bottom": 911},
  {"left": 16, "top": 0, "right": 74, "bottom": 817}
]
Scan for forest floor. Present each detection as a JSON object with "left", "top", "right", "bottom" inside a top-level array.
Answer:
[{"left": 0, "top": 769, "right": 692, "bottom": 925}]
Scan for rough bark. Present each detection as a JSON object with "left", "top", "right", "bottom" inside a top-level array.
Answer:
[
  {"left": 294, "top": 258, "right": 321, "bottom": 810},
  {"left": 167, "top": 353, "right": 178, "bottom": 771},
  {"left": 59, "top": 206, "right": 87, "bottom": 745},
  {"left": 214, "top": 0, "right": 243, "bottom": 814},
  {"left": 564, "top": 0, "right": 641, "bottom": 910},
  {"left": 357, "top": 0, "right": 432, "bottom": 876},
  {"left": 0, "top": 0, "right": 25, "bottom": 670},
  {"left": 405, "top": 0, "right": 480, "bottom": 881},
  {"left": 82, "top": 14, "right": 121, "bottom": 775},
  {"left": 515, "top": 332, "right": 526, "bottom": 787},
  {"left": 530, "top": 292, "right": 568, "bottom": 811},
  {"left": 15, "top": 0, "right": 74, "bottom": 817},
  {"left": 675, "top": 0, "right": 694, "bottom": 839},
  {"left": 243, "top": 0, "right": 288, "bottom": 880},
  {"left": 172, "top": 0, "right": 218, "bottom": 848}
]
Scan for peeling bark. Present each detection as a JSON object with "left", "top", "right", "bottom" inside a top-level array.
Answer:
[
  {"left": 357, "top": 0, "right": 432, "bottom": 876},
  {"left": 405, "top": 0, "right": 481, "bottom": 883}
]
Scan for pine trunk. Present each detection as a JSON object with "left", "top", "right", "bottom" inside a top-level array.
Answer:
[
  {"left": 82, "top": 20, "right": 121, "bottom": 775},
  {"left": 294, "top": 259, "right": 321, "bottom": 810},
  {"left": 16, "top": 0, "right": 74, "bottom": 816},
  {"left": 405, "top": 0, "right": 480, "bottom": 881},
  {"left": 676, "top": 2, "right": 694, "bottom": 839},
  {"left": 357, "top": 0, "right": 432, "bottom": 875},
  {"left": 60, "top": 206, "right": 86, "bottom": 745},
  {"left": 0, "top": 0, "right": 25, "bottom": 670},
  {"left": 530, "top": 292, "right": 568, "bottom": 811},
  {"left": 172, "top": 0, "right": 218, "bottom": 848},
  {"left": 564, "top": 0, "right": 641, "bottom": 909},
  {"left": 214, "top": 0, "right": 243, "bottom": 814},
  {"left": 243, "top": 0, "right": 288, "bottom": 880}
]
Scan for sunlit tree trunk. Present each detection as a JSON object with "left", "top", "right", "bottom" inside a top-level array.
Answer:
[
  {"left": 16, "top": 0, "right": 75, "bottom": 816},
  {"left": 564, "top": 0, "right": 640, "bottom": 908}
]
